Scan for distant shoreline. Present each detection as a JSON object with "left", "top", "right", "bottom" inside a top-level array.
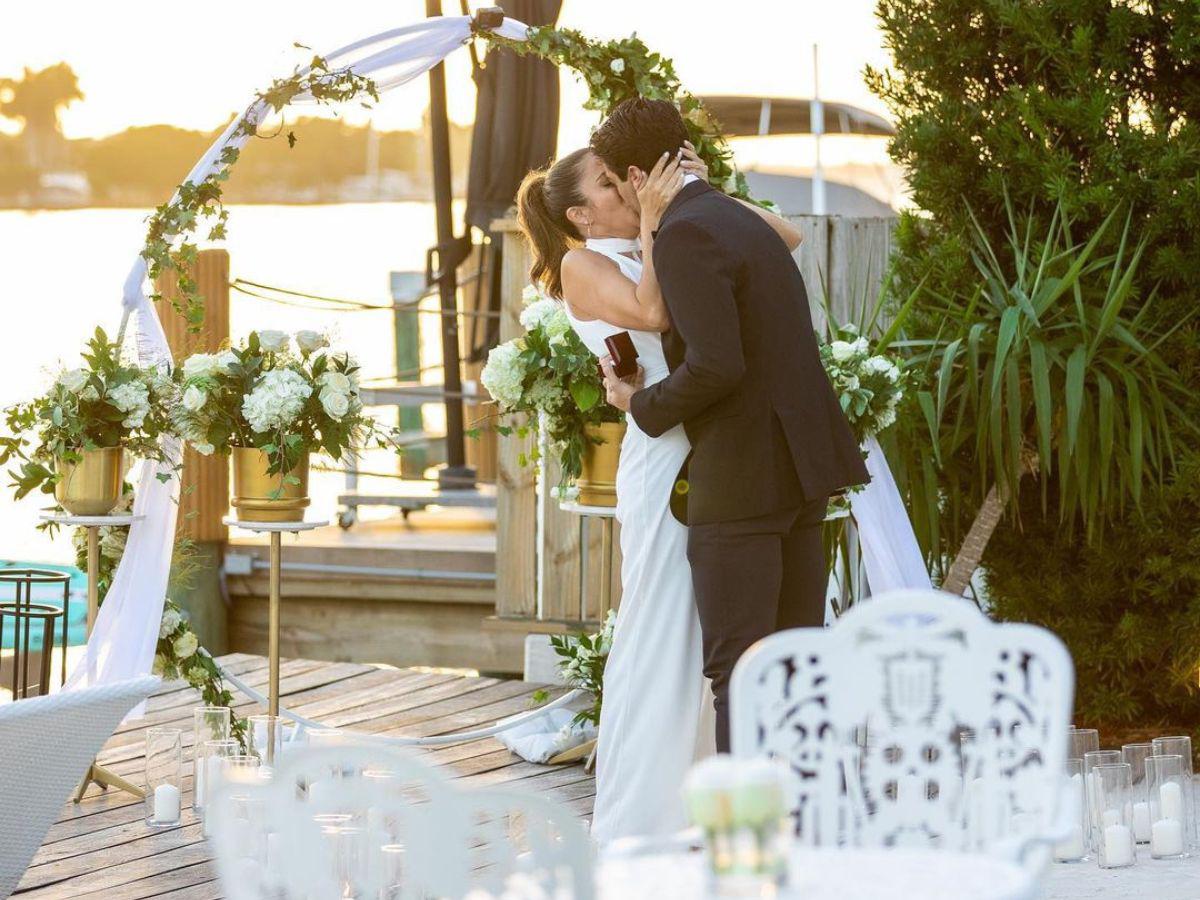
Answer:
[{"left": 0, "top": 195, "right": 466, "bottom": 213}]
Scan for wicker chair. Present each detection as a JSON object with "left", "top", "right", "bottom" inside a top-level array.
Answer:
[{"left": 0, "top": 675, "right": 160, "bottom": 897}]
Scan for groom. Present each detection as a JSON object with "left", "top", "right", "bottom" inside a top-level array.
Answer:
[{"left": 595, "top": 98, "right": 868, "bottom": 752}]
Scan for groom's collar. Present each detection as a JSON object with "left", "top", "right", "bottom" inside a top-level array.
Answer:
[{"left": 653, "top": 179, "right": 713, "bottom": 237}]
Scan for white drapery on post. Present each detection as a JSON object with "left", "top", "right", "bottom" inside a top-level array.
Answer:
[
  {"left": 65, "top": 15, "right": 530, "bottom": 707},
  {"left": 847, "top": 437, "right": 932, "bottom": 595}
]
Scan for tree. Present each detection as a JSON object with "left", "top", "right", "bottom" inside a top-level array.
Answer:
[{"left": 0, "top": 62, "right": 84, "bottom": 168}]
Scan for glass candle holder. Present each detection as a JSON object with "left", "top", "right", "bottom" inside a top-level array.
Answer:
[
  {"left": 200, "top": 737, "right": 241, "bottom": 836},
  {"left": 1054, "top": 758, "right": 1087, "bottom": 863},
  {"left": 1152, "top": 736, "right": 1195, "bottom": 844},
  {"left": 145, "top": 727, "right": 183, "bottom": 828},
  {"left": 1122, "top": 743, "right": 1155, "bottom": 843},
  {"left": 1147, "top": 754, "right": 1189, "bottom": 859},
  {"left": 247, "top": 715, "right": 289, "bottom": 770},
  {"left": 1069, "top": 728, "right": 1100, "bottom": 762},
  {"left": 1093, "top": 763, "right": 1136, "bottom": 869},
  {"left": 192, "top": 706, "right": 231, "bottom": 816},
  {"left": 224, "top": 754, "right": 264, "bottom": 787}
]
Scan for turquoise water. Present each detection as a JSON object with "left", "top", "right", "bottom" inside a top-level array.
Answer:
[{"left": 0, "top": 562, "right": 88, "bottom": 649}]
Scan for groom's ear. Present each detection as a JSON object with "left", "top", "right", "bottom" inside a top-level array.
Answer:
[{"left": 627, "top": 166, "right": 646, "bottom": 189}]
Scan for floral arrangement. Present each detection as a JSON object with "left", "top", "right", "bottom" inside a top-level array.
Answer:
[
  {"left": 173, "top": 329, "right": 398, "bottom": 482},
  {"left": 531, "top": 610, "right": 616, "bottom": 728},
  {"left": 480, "top": 287, "right": 623, "bottom": 488},
  {"left": 0, "top": 327, "right": 176, "bottom": 502},
  {"left": 820, "top": 323, "right": 905, "bottom": 445}
]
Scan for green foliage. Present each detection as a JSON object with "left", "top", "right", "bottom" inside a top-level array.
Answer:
[
  {"left": 541, "top": 611, "right": 616, "bottom": 727},
  {"left": 141, "top": 55, "right": 379, "bottom": 329},
  {"left": 482, "top": 25, "right": 762, "bottom": 205}
]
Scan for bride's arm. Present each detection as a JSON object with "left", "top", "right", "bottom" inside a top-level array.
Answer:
[
  {"left": 731, "top": 197, "right": 804, "bottom": 251},
  {"left": 561, "top": 249, "right": 670, "bottom": 332}
]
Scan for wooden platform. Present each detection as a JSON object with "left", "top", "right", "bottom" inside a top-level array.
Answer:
[{"left": 15, "top": 654, "right": 593, "bottom": 898}]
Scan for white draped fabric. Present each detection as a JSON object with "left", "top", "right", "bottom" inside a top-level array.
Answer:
[
  {"left": 65, "top": 15, "right": 530, "bottom": 708},
  {"left": 848, "top": 437, "right": 932, "bottom": 594}
]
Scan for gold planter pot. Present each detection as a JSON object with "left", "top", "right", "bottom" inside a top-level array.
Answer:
[
  {"left": 55, "top": 446, "right": 124, "bottom": 516},
  {"left": 231, "top": 447, "right": 310, "bottom": 523},
  {"left": 576, "top": 421, "right": 626, "bottom": 508}
]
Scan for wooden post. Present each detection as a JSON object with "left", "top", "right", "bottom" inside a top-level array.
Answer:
[
  {"left": 493, "top": 223, "right": 537, "bottom": 619},
  {"left": 157, "top": 249, "right": 231, "bottom": 652}
]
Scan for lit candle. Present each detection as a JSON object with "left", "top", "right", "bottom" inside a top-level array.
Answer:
[
  {"left": 1152, "top": 818, "right": 1184, "bottom": 857},
  {"left": 153, "top": 784, "right": 181, "bottom": 823},
  {"left": 1160, "top": 781, "right": 1184, "bottom": 822},
  {"left": 1054, "top": 824, "right": 1086, "bottom": 861},
  {"left": 1103, "top": 824, "right": 1134, "bottom": 867},
  {"left": 1132, "top": 802, "right": 1152, "bottom": 842},
  {"left": 205, "top": 756, "right": 226, "bottom": 806}
]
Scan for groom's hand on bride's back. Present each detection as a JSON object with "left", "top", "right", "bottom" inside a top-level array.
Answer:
[{"left": 600, "top": 356, "right": 644, "bottom": 412}]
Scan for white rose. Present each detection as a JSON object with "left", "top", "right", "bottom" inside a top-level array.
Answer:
[
  {"left": 107, "top": 381, "right": 151, "bottom": 429},
  {"left": 609, "top": 58, "right": 626, "bottom": 74},
  {"left": 318, "top": 371, "right": 352, "bottom": 395},
  {"left": 182, "top": 353, "right": 224, "bottom": 380},
  {"left": 257, "top": 330, "right": 289, "bottom": 352},
  {"left": 182, "top": 385, "right": 207, "bottom": 412},
  {"left": 320, "top": 388, "right": 351, "bottom": 419},
  {"left": 829, "top": 341, "right": 855, "bottom": 362},
  {"left": 58, "top": 368, "right": 90, "bottom": 394},
  {"left": 172, "top": 631, "right": 199, "bottom": 660},
  {"left": 295, "top": 330, "right": 329, "bottom": 353}
]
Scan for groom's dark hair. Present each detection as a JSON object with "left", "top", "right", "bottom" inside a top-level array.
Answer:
[{"left": 591, "top": 97, "right": 689, "bottom": 182}]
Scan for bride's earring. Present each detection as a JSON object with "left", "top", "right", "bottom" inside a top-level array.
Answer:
[{"left": 586, "top": 221, "right": 593, "bottom": 239}]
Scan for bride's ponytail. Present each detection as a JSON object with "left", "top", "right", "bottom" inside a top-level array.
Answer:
[{"left": 516, "top": 148, "right": 589, "bottom": 299}]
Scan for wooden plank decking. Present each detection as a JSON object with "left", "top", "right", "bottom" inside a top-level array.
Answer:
[{"left": 15, "top": 654, "right": 592, "bottom": 898}]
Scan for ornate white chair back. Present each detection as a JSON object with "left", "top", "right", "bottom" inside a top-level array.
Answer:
[
  {"left": 209, "top": 742, "right": 593, "bottom": 900},
  {"left": 730, "top": 589, "right": 1073, "bottom": 870}
]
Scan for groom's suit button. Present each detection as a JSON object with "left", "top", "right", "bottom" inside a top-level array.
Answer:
[{"left": 674, "top": 479, "right": 689, "bottom": 495}]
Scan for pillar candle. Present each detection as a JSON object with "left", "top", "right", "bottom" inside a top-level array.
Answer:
[
  {"left": 1054, "top": 824, "right": 1086, "bottom": 861},
  {"left": 1132, "top": 802, "right": 1152, "bottom": 842},
  {"left": 1152, "top": 818, "right": 1184, "bottom": 857},
  {"left": 1160, "top": 781, "right": 1184, "bottom": 822},
  {"left": 153, "top": 784, "right": 181, "bottom": 823},
  {"left": 1103, "top": 824, "right": 1134, "bottom": 867}
]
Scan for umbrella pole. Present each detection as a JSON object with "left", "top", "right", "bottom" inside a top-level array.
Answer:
[{"left": 426, "top": 0, "right": 475, "bottom": 490}]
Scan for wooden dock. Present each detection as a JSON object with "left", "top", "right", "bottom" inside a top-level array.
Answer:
[{"left": 15, "top": 654, "right": 592, "bottom": 898}]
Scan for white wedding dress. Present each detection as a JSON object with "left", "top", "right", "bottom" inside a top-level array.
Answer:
[{"left": 564, "top": 237, "right": 715, "bottom": 845}]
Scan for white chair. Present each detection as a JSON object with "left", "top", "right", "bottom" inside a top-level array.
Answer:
[
  {"left": 209, "top": 742, "right": 594, "bottom": 899},
  {"left": 0, "top": 674, "right": 160, "bottom": 898},
  {"left": 730, "top": 589, "right": 1074, "bottom": 880}
]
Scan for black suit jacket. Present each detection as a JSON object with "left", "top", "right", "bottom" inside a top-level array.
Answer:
[{"left": 630, "top": 181, "right": 869, "bottom": 525}]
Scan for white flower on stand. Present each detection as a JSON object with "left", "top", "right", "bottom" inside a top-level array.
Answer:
[
  {"left": 829, "top": 340, "right": 855, "bottom": 362},
  {"left": 242, "top": 369, "right": 312, "bottom": 433},
  {"left": 182, "top": 385, "right": 208, "bottom": 412},
  {"left": 159, "top": 608, "right": 182, "bottom": 638},
  {"left": 57, "top": 368, "right": 90, "bottom": 394},
  {"left": 609, "top": 58, "right": 626, "bottom": 74},
  {"left": 320, "top": 388, "right": 351, "bottom": 419},
  {"left": 481, "top": 341, "right": 526, "bottom": 409},
  {"left": 182, "top": 353, "right": 227, "bottom": 380},
  {"left": 108, "top": 381, "right": 151, "bottom": 428},
  {"left": 193, "top": 442, "right": 216, "bottom": 456},
  {"left": 257, "top": 330, "right": 289, "bottom": 353},
  {"left": 172, "top": 631, "right": 198, "bottom": 659},
  {"left": 295, "top": 330, "right": 329, "bottom": 354}
]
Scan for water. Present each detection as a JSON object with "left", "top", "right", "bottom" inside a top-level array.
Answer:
[{"left": 0, "top": 202, "right": 452, "bottom": 641}]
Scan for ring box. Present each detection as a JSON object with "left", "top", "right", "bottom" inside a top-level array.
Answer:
[{"left": 604, "top": 331, "right": 639, "bottom": 379}]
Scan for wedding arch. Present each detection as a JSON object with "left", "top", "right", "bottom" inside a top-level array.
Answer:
[{"left": 69, "top": 10, "right": 929, "bottom": 743}]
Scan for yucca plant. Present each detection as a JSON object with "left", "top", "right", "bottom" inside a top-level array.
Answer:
[{"left": 906, "top": 200, "right": 1193, "bottom": 594}]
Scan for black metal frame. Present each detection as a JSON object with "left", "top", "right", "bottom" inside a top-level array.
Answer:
[{"left": 0, "top": 568, "right": 70, "bottom": 698}]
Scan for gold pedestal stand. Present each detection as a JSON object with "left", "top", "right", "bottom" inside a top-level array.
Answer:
[
  {"left": 223, "top": 517, "right": 327, "bottom": 717},
  {"left": 39, "top": 512, "right": 148, "bottom": 802}
]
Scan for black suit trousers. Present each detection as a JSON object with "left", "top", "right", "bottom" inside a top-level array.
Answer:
[{"left": 686, "top": 495, "right": 829, "bottom": 752}]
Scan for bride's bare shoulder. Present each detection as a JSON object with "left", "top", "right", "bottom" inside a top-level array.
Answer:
[{"left": 562, "top": 247, "right": 620, "bottom": 286}]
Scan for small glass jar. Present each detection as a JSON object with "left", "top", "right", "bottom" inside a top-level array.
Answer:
[
  {"left": 1068, "top": 728, "right": 1100, "bottom": 761},
  {"left": 1054, "top": 758, "right": 1087, "bottom": 863},
  {"left": 1152, "top": 737, "right": 1196, "bottom": 845},
  {"left": 1122, "top": 742, "right": 1155, "bottom": 843},
  {"left": 1146, "top": 754, "right": 1189, "bottom": 859},
  {"left": 192, "top": 706, "right": 231, "bottom": 816},
  {"left": 145, "top": 727, "right": 183, "bottom": 828},
  {"left": 200, "top": 737, "right": 241, "bottom": 837},
  {"left": 1092, "top": 763, "right": 1136, "bottom": 869},
  {"left": 247, "top": 714, "right": 289, "bottom": 770}
]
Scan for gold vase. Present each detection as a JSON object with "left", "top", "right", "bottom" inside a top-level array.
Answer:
[
  {"left": 231, "top": 447, "right": 310, "bottom": 523},
  {"left": 576, "top": 421, "right": 626, "bottom": 507},
  {"left": 55, "top": 446, "right": 124, "bottom": 516}
]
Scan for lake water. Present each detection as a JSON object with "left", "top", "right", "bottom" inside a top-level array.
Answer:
[{"left": 0, "top": 202, "right": 454, "bottom": 593}]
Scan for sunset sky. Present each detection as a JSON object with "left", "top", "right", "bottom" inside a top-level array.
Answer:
[{"left": 1, "top": 0, "right": 894, "bottom": 167}]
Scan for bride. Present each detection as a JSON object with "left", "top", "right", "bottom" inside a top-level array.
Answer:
[{"left": 516, "top": 144, "right": 803, "bottom": 844}]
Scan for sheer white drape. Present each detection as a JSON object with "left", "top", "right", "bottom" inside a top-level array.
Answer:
[
  {"left": 848, "top": 437, "right": 932, "bottom": 595},
  {"left": 65, "top": 15, "right": 530, "bottom": 708}
]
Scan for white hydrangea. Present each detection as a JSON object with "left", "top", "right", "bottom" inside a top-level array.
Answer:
[
  {"left": 182, "top": 353, "right": 227, "bottom": 380},
  {"left": 257, "top": 330, "right": 289, "bottom": 353},
  {"left": 480, "top": 340, "right": 525, "bottom": 409},
  {"left": 242, "top": 369, "right": 312, "bottom": 434},
  {"left": 521, "top": 283, "right": 542, "bottom": 304},
  {"left": 173, "top": 631, "right": 198, "bottom": 659},
  {"left": 851, "top": 336, "right": 870, "bottom": 354},
  {"left": 182, "top": 385, "right": 207, "bottom": 412},
  {"left": 57, "top": 368, "right": 89, "bottom": 394},
  {"left": 193, "top": 442, "right": 216, "bottom": 456},
  {"left": 829, "top": 340, "right": 855, "bottom": 362},
  {"left": 108, "top": 380, "right": 151, "bottom": 428},
  {"left": 876, "top": 406, "right": 898, "bottom": 430},
  {"left": 864, "top": 356, "right": 893, "bottom": 375},
  {"left": 609, "top": 58, "right": 626, "bottom": 74},
  {"left": 519, "top": 298, "right": 560, "bottom": 331},
  {"left": 159, "top": 608, "right": 182, "bottom": 638},
  {"left": 295, "top": 330, "right": 329, "bottom": 353}
]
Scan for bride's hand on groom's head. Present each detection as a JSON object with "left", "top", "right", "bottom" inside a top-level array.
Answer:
[
  {"left": 679, "top": 140, "right": 708, "bottom": 184},
  {"left": 600, "top": 356, "right": 643, "bottom": 412},
  {"left": 636, "top": 151, "right": 686, "bottom": 234}
]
